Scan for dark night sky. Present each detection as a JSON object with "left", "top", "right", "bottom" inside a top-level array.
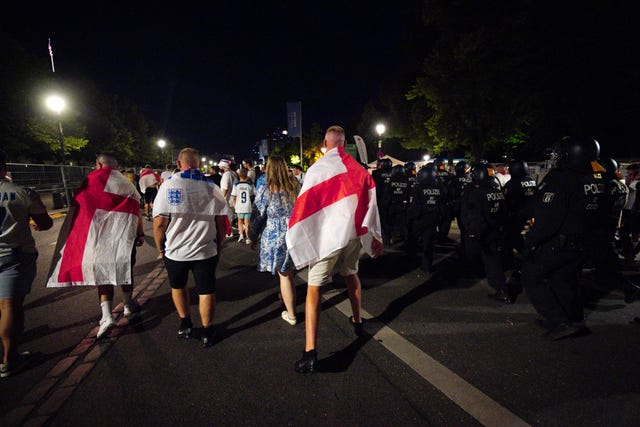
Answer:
[{"left": 5, "top": 1, "right": 425, "bottom": 159}]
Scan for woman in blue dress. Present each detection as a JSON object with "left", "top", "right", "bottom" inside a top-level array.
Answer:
[{"left": 249, "top": 156, "right": 301, "bottom": 325}]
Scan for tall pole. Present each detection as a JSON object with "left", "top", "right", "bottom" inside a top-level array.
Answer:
[
  {"left": 57, "top": 118, "right": 72, "bottom": 207},
  {"left": 48, "top": 38, "right": 71, "bottom": 208}
]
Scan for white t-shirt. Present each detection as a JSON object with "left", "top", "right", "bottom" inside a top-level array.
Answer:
[
  {"left": 160, "top": 170, "right": 173, "bottom": 183},
  {"left": 247, "top": 168, "right": 256, "bottom": 184},
  {"left": 220, "top": 170, "right": 238, "bottom": 200},
  {"left": 139, "top": 172, "right": 159, "bottom": 194},
  {"left": 231, "top": 181, "right": 255, "bottom": 214},
  {"left": 153, "top": 169, "right": 228, "bottom": 261}
]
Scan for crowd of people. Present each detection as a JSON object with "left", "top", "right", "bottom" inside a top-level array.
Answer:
[{"left": 1, "top": 130, "right": 639, "bottom": 378}]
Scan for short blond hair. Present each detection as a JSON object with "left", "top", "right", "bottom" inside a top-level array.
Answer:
[{"left": 178, "top": 148, "right": 200, "bottom": 168}]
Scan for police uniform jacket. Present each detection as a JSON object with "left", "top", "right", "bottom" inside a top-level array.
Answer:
[
  {"left": 372, "top": 170, "right": 392, "bottom": 207},
  {"left": 460, "top": 182, "right": 505, "bottom": 240},
  {"left": 523, "top": 166, "right": 606, "bottom": 252},
  {"left": 503, "top": 174, "right": 537, "bottom": 226},
  {"left": 408, "top": 181, "right": 443, "bottom": 230},
  {"left": 382, "top": 174, "right": 409, "bottom": 210}
]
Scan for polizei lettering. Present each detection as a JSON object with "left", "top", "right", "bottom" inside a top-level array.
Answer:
[
  {"left": 422, "top": 188, "right": 440, "bottom": 196},
  {"left": 583, "top": 183, "right": 605, "bottom": 195},
  {"left": 486, "top": 192, "right": 505, "bottom": 201}
]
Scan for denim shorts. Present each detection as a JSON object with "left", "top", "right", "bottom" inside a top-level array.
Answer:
[{"left": 0, "top": 251, "right": 38, "bottom": 299}]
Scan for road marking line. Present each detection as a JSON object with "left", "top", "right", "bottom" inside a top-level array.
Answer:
[{"left": 324, "top": 289, "right": 531, "bottom": 427}]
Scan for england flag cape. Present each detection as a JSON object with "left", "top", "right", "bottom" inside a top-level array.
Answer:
[
  {"left": 286, "top": 146, "right": 382, "bottom": 269},
  {"left": 47, "top": 168, "right": 141, "bottom": 287}
]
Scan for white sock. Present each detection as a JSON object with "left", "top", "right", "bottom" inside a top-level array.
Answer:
[
  {"left": 122, "top": 292, "right": 133, "bottom": 306},
  {"left": 100, "top": 301, "right": 112, "bottom": 321}
]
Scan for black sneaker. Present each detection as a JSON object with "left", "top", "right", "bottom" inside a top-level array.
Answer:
[
  {"left": 201, "top": 326, "right": 215, "bottom": 348},
  {"left": 294, "top": 350, "right": 318, "bottom": 374},
  {"left": 178, "top": 318, "right": 192, "bottom": 340},
  {"left": 350, "top": 316, "right": 364, "bottom": 337},
  {"left": 0, "top": 351, "right": 32, "bottom": 378}
]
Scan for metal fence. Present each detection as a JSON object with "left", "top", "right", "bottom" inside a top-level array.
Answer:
[{"left": 6, "top": 163, "right": 94, "bottom": 210}]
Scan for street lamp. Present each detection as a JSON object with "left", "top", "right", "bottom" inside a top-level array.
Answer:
[
  {"left": 375, "top": 123, "right": 386, "bottom": 158},
  {"left": 45, "top": 94, "right": 72, "bottom": 208},
  {"left": 157, "top": 139, "right": 167, "bottom": 164}
]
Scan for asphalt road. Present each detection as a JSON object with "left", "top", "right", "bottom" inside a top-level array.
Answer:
[{"left": 1, "top": 215, "right": 639, "bottom": 426}]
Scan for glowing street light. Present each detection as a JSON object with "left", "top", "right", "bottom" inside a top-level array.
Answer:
[
  {"left": 423, "top": 154, "right": 431, "bottom": 162},
  {"left": 157, "top": 139, "right": 168, "bottom": 164},
  {"left": 46, "top": 95, "right": 66, "bottom": 115}
]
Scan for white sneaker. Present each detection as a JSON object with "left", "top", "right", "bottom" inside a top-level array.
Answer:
[
  {"left": 281, "top": 311, "right": 297, "bottom": 326},
  {"left": 238, "top": 236, "right": 244, "bottom": 243},
  {"left": 124, "top": 302, "right": 140, "bottom": 318},
  {"left": 97, "top": 317, "right": 115, "bottom": 339},
  {"left": 246, "top": 239, "right": 252, "bottom": 245}
]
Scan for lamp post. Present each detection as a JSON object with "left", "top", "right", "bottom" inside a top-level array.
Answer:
[
  {"left": 157, "top": 139, "right": 167, "bottom": 164},
  {"left": 375, "top": 123, "right": 386, "bottom": 159},
  {"left": 46, "top": 94, "right": 72, "bottom": 208}
]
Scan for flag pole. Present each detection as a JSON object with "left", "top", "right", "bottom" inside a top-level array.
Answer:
[{"left": 48, "top": 38, "right": 55, "bottom": 72}]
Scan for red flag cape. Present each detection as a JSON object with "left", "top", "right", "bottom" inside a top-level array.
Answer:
[
  {"left": 47, "top": 168, "right": 141, "bottom": 287},
  {"left": 286, "top": 147, "right": 382, "bottom": 269}
]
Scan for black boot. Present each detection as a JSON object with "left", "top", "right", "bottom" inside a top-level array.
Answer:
[{"left": 294, "top": 350, "right": 318, "bottom": 374}]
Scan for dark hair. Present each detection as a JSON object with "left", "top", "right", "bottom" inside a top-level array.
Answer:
[{"left": 292, "top": 164, "right": 303, "bottom": 171}]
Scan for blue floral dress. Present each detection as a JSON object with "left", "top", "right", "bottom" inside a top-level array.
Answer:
[{"left": 253, "top": 185, "right": 295, "bottom": 274}]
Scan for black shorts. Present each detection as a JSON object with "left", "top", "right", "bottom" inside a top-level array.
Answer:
[
  {"left": 164, "top": 255, "right": 218, "bottom": 295},
  {"left": 144, "top": 187, "right": 158, "bottom": 204}
]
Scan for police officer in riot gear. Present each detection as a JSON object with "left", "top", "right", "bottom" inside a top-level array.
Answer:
[
  {"left": 404, "top": 161, "right": 418, "bottom": 204},
  {"left": 407, "top": 166, "right": 444, "bottom": 274},
  {"left": 502, "top": 160, "right": 538, "bottom": 282},
  {"left": 372, "top": 158, "right": 393, "bottom": 244},
  {"left": 522, "top": 136, "right": 606, "bottom": 340},
  {"left": 460, "top": 162, "right": 508, "bottom": 300},
  {"left": 590, "top": 157, "right": 639, "bottom": 302},
  {"left": 433, "top": 158, "right": 454, "bottom": 243},
  {"left": 383, "top": 164, "right": 410, "bottom": 245},
  {"left": 450, "top": 161, "right": 472, "bottom": 245}
]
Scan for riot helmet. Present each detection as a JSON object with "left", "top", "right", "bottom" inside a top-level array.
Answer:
[
  {"left": 454, "top": 161, "right": 469, "bottom": 177},
  {"left": 403, "top": 161, "right": 416, "bottom": 176},
  {"left": 599, "top": 157, "right": 620, "bottom": 179},
  {"left": 434, "top": 157, "right": 446, "bottom": 171},
  {"left": 377, "top": 157, "right": 392, "bottom": 172},
  {"left": 417, "top": 166, "right": 437, "bottom": 184},
  {"left": 558, "top": 136, "right": 600, "bottom": 169},
  {"left": 507, "top": 160, "right": 529, "bottom": 178},
  {"left": 470, "top": 162, "right": 490, "bottom": 184},
  {"left": 391, "top": 164, "right": 405, "bottom": 178}
]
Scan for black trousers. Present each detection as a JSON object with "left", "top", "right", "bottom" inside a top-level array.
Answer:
[
  {"left": 522, "top": 244, "right": 583, "bottom": 325},
  {"left": 463, "top": 235, "right": 506, "bottom": 291}
]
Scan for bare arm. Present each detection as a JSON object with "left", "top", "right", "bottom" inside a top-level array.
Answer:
[
  {"left": 215, "top": 215, "right": 226, "bottom": 254},
  {"left": 153, "top": 216, "right": 169, "bottom": 256}
]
